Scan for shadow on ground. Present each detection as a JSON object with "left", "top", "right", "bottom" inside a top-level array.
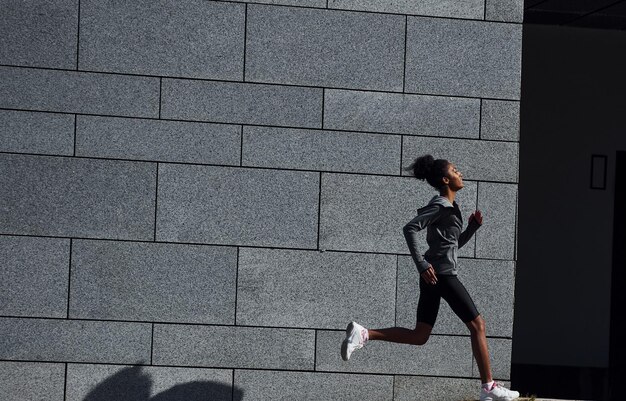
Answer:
[{"left": 81, "top": 365, "right": 243, "bottom": 401}]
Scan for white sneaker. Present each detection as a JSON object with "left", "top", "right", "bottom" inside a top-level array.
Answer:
[
  {"left": 340, "top": 321, "right": 368, "bottom": 361},
  {"left": 479, "top": 382, "right": 520, "bottom": 401}
]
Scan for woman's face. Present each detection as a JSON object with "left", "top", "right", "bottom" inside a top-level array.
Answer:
[{"left": 445, "top": 163, "right": 464, "bottom": 191}]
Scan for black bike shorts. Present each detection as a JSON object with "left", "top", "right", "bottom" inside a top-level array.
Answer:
[{"left": 416, "top": 274, "right": 480, "bottom": 327}]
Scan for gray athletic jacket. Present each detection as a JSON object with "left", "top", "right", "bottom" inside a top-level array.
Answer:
[{"left": 403, "top": 195, "right": 481, "bottom": 276}]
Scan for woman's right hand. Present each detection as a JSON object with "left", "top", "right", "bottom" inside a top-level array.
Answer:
[{"left": 421, "top": 264, "right": 437, "bottom": 285}]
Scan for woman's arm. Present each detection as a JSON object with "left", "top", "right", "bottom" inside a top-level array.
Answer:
[
  {"left": 403, "top": 204, "right": 442, "bottom": 273},
  {"left": 458, "top": 210, "right": 483, "bottom": 249}
]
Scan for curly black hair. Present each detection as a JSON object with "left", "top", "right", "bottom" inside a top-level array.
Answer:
[{"left": 403, "top": 154, "right": 450, "bottom": 190}]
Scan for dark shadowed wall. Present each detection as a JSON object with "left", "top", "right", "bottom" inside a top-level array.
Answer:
[{"left": 515, "top": 23, "right": 626, "bottom": 400}]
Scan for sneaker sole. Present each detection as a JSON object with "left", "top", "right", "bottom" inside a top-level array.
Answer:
[
  {"left": 340, "top": 322, "right": 356, "bottom": 361},
  {"left": 340, "top": 338, "right": 349, "bottom": 361},
  {"left": 480, "top": 392, "right": 520, "bottom": 401}
]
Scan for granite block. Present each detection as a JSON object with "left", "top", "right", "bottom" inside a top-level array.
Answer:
[
  {"left": 229, "top": 0, "right": 325, "bottom": 6},
  {"left": 236, "top": 248, "right": 396, "bottom": 329},
  {"left": 75, "top": 116, "right": 241, "bottom": 165},
  {"left": 476, "top": 182, "right": 518, "bottom": 260},
  {"left": 324, "top": 89, "right": 480, "bottom": 138},
  {"left": 316, "top": 330, "right": 472, "bottom": 376},
  {"left": 156, "top": 164, "right": 319, "bottom": 248},
  {"left": 486, "top": 0, "right": 524, "bottom": 22},
  {"left": 161, "top": 78, "right": 322, "bottom": 128},
  {"left": 241, "top": 126, "right": 400, "bottom": 174},
  {"left": 0, "top": 317, "right": 151, "bottom": 364},
  {"left": 0, "top": 236, "right": 70, "bottom": 318},
  {"left": 328, "top": 0, "right": 484, "bottom": 20},
  {"left": 0, "top": 67, "right": 159, "bottom": 117},
  {"left": 319, "top": 173, "right": 477, "bottom": 256},
  {"left": 69, "top": 240, "right": 237, "bottom": 324},
  {"left": 235, "top": 370, "right": 393, "bottom": 401},
  {"left": 481, "top": 100, "right": 520, "bottom": 141},
  {"left": 396, "top": 256, "right": 515, "bottom": 337},
  {"left": 245, "top": 5, "right": 405, "bottom": 91},
  {"left": 405, "top": 17, "right": 522, "bottom": 99},
  {"left": 394, "top": 376, "right": 482, "bottom": 401},
  {"left": 461, "top": 186, "right": 479, "bottom": 258},
  {"left": 0, "top": 154, "right": 156, "bottom": 240},
  {"left": 401, "top": 136, "right": 519, "bottom": 182},
  {"left": 0, "top": 110, "right": 74, "bottom": 156},
  {"left": 66, "top": 364, "right": 234, "bottom": 401},
  {"left": 153, "top": 324, "right": 314, "bottom": 370},
  {"left": 0, "top": 0, "right": 77, "bottom": 69},
  {"left": 80, "top": 0, "right": 245, "bottom": 80},
  {"left": 473, "top": 338, "right": 512, "bottom": 380},
  {"left": 0, "top": 361, "right": 65, "bottom": 401}
]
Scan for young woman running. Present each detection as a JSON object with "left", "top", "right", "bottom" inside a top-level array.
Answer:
[{"left": 340, "top": 155, "right": 519, "bottom": 401}]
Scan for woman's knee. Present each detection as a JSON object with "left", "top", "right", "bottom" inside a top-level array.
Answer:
[
  {"left": 412, "top": 323, "right": 433, "bottom": 345},
  {"left": 412, "top": 332, "right": 429, "bottom": 345},
  {"left": 467, "top": 315, "right": 486, "bottom": 335}
]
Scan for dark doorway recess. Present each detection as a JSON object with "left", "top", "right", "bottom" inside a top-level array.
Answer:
[
  {"left": 609, "top": 151, "right": 626, "bottom": 400},
  {"left": 511, "top": 364, "right": 606, "bottom": 400},
  {"left": 510, "top": 152, "right": 626, "bottom": 401}
]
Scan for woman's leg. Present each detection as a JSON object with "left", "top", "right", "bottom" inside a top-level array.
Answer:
[
  {"left": 368, "top": 277, "right": 439, "bottom": 345},
  {"left": 466, "top": 315, "right": 493, "bottom": 384},
  {"left": 368, "top": 322, "right": 433, "bottom": 345},
  {"left": 439, "top": 275, "right": 493, "bottom": 384}
]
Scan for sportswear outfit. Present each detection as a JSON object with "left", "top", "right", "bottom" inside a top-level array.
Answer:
[
  {"left": 340, "top": 194, "right": 520, "bottom": 401},
  {"left": 403, "top": 195, "right": 481, "bottom": 326}
]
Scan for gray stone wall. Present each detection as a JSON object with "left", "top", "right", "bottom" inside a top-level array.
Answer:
[{"left": 0, "top": 1, "right": 522, "bottom": 400}]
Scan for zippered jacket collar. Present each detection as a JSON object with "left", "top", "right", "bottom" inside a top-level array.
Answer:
[{"left": 427, "top": 195, "right": 455, "bottom": 208}]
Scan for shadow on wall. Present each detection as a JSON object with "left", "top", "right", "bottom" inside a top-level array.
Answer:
[{"left": 81, "top": 366, "right": 244, "bottom": 401}]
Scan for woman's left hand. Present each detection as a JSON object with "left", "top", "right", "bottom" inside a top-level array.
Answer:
[{"left": 469, "top": 210, "right": 483, "bottom": 225}]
